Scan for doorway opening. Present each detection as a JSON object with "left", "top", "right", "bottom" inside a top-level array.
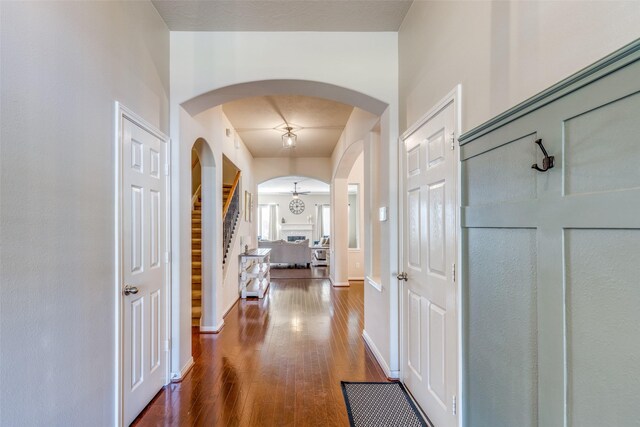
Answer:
[
  {"left": 172, "top": 79, "right": 399, "bottom": 393},
  {"left": 191, "top": 138, "right": 216, "bottom": 330},
  {"left": 257, "top": 176, "right": 331, "bottom": 277}
]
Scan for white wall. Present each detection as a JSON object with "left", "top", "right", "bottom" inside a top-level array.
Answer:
[
  {"left": 0, "top": 1, "right": 169, "bottom": 424},
  {"left": 173, "top": 105, "right": 256, "bottom": 368},
  {"left": 398, "top": 1, "right": 640, "bottom": 424},
  {"left": 347, "top": 153, "right": 365, "bottom": 279},
  {"left": 257, "top": 193, "right": 330, "bottom": 238},
  {"left": 170, "top": 30, "right": 400, "bottom": 375},
  {"left": 399, "top": 0, "right": 640, "bottom": 133},
  {"left": 253, "top": 157, "right": 333, "bottom": 185}
]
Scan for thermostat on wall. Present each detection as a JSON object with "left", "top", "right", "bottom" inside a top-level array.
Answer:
[{"left": 379, "top": 207, "right": 388, "bottom": 222}]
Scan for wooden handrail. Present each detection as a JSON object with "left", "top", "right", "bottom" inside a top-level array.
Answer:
[
  {"left": 222, "top": 170, "right": 241, "bottom": 218},
  {"left": 191, "top": 184, "right": 202, "bottom": 209}
]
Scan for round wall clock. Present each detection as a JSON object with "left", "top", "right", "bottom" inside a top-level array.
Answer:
[{"left": 289, "top": 199, "right": 305, "bottom": 215}]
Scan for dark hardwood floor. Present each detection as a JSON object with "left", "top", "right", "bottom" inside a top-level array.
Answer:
[{"left": 132, "top": 277, "right": 388, "bottom": 426}]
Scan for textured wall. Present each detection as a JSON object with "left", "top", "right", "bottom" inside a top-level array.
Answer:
[
  {"left": 0, "top": 1, "right": 169, "bottom": 424},
  {"left": 399, "top": 1, "right": 640, "bottom": 133},
  {"left": 460, "top": 51, "right": 640, "bottom": 427}
]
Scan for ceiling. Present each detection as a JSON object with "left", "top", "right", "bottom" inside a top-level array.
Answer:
[
  {"left": 151, "top": 0, "right": 413, "bottom": 32},
  {"left": 223, "top": 95, "right": 354, "bottom": 158},
  {"left": 259, "top": 176, "right": 330, "bottom": 194}
]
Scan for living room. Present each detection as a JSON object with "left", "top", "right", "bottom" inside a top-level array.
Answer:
[{"left": 256, "top": 165, "right": 365, "bottom": 281}]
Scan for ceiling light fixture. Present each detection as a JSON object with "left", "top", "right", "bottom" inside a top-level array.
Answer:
[
  {"left": 282, "top": 126, "right": 297, "bottom": 149},
  {"left": 290, "top": 182, "right": 309, "bottom": 199}
]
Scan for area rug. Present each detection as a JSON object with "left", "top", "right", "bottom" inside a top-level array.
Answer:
[
  {"left": 269, "top": 266, "right": 329, "bottom": 279},
  {"left": 341, "top": 382, "right": 430, "bottom": 427}
]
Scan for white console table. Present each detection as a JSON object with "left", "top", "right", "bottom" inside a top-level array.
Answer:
[{"left": 239, "top": 248, "right": 271, "bottom": 299}]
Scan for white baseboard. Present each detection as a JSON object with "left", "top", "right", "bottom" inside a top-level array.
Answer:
[
  {"left": 332, "top": 281, "right": 350, "bottom": 287},
  {"left": 366, "top": 276, "right": 382, "bottom": 292},
  {"left": 200, "top": 319, "right": 224, "bottom": 333},
  {"left": 348, "top": 276, "right": 364, "bottom": 281},
  {"left": 223, "top": 296, "right": 240, "bottom": 318},
  {"left": 199, "top": 297, "right": 238, "bottom": 333},
  {"left": 171, "top": 356, "right": 194, "bottom": 382},
  {"left": 362, "top": 329, "right": 400, "bottom": 379}
]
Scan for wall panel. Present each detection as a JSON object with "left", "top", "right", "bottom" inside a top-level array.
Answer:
[
  {"left": 460, "top": 42, "right": 640, "bottom": 427},
  {"left": 465, "top": 228, "right": 538, "bottom": 427},
  {"left": 565, "top": 229, "right": 640, "bottom": 427}
]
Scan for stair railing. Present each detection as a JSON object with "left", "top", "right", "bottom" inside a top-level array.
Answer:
[
  {"left": 191, "top": 184, "right": 201, "bottom": 209},
  {"left": 223, "top": 171, "right": 241, "bottom": 259}
]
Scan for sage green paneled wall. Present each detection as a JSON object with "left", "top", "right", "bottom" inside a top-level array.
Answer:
[{"left": 460, "top": 45, "right": 640, "bottom": 427}]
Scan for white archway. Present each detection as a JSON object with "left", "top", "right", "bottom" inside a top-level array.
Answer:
[
  {"left": 331, "top": 140, "right": 364, "bottom": 286},
  {"left": 170, "top": 72, "right": 400, "bottom": 380},
  {"left": 182, "top": 79, "right": 388, "bottom": 118},
  {"left": 191, "top": 138, "right": 217, "bottom": 331}
]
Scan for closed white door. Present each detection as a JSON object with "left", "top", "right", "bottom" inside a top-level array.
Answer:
[
  {"left": 122, "top": 117, "right": 166, "bottom": 425},
  {"left": 401, "top": 99, "right": 458, "bottom": 427}
]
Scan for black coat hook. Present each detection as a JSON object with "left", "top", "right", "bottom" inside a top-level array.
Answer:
[{"left": 532, "top": 138, "right": 554, "bottom": 172}]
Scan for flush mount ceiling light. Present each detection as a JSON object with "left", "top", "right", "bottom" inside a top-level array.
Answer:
[{"left": 282, "top": 126, "right": 297, "bottom": 149}]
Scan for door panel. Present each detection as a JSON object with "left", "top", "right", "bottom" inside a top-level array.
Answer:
[
  {"left": 428, "top": 303, "right": 446, "bottom": 406},
  {"left": 122, "top": 117, "right": 166, "bottom": 425},
  {"left": 402, "top": 100, "right": 458, "bottom": 427},
  {"left": 428, "top": 181, "right": 446, "bottom": 276},
  {"left": 408, "top": 189, "right": 422, "bottom": 269},
  {"left": 131, "top": 297, "right": 143, "bottom": 390},
  {"left": 408, "top": 290, "right": 423, "bottom": 379}
]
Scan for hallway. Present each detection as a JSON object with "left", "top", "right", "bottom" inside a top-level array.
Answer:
[{"left": 133, "top": 277, "right": 387, "bottom": 426}]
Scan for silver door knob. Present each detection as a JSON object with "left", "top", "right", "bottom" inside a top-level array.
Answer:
[
  {"left": 397, "top": 272, "right": 408, "bottom": 281},
  {"left": 123, "top": 285, "right": 139, "bottom": 296}
]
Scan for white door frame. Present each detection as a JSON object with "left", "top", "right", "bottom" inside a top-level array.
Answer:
[
  {"left": 397, "top": 85, "right": 462, "bottom": 425},
  {"left": 114, "top": 102, "right": 171, "bottom": 426}
]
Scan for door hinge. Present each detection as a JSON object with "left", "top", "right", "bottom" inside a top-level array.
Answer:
[
  {"left": 451, "top": 263, "right": 456, "bottom": 282},
  {"left": 450, "top": 131, "right": 456, "bottom": 150},
  {"left": 165, "top": 251, "right": 171, "bottom": 263},
  {"left": 452, "top": 395, "right": 457, "bottom": 415}
]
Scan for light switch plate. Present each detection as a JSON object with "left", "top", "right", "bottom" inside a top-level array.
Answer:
[{"left": 379, "top": 207, "right": 388, "bottom": 222}]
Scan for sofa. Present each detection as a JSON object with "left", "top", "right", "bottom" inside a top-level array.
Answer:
[{"left": 258, "top": 239, "right": 313, "bottom": 266}]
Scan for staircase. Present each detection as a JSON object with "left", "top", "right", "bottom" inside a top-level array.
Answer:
[
  {"left": 222, "top": 172, "right": 241, "bottom": 267},
  {"left": 192, "top": 196, "right": 202, "bottom": 326},
  {"left": 191, "top": 172, "right": 241, "bottom": 328}
]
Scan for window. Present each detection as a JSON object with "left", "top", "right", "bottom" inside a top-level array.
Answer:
[
  {"left": 322, "top": 205, "right": 330, "bottom": 236},
  {"left": 258, "top": 204, "right": 277, "bottom": 240},
  {"left": 348, "top": 184, "right": 359, "bottom": 249}
]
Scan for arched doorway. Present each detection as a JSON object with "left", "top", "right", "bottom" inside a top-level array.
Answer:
[
  {"left": 171, "top": 78, "right": 400, "bottom": 382},
  {"left": 191, "top": 138, "right": 216, "bottom": 330}
]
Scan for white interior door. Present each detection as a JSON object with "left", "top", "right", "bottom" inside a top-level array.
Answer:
[
  {"left": 122, "top": 117, "right": 166, "bottom": 425},
  {"left": 402, "top": 99, "right": 458, "bottom": 427}
]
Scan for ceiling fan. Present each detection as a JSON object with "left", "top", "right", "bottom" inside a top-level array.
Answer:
[{"left": 290, "top": 182, "right": 310, "bottom": 199}]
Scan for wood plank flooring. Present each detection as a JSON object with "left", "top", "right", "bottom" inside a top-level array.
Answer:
[{"left": 132, "top": 277, "right": 388, "bottom": 426}]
